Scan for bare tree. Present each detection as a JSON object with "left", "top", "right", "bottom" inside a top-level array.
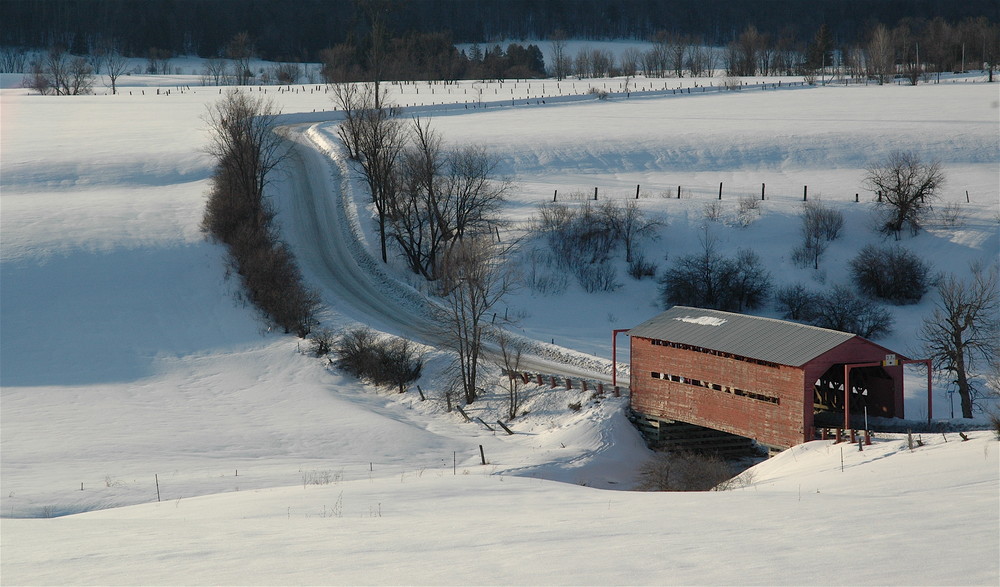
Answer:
[
  {"left": 549, "top": 29, "right": 570, "bottom": 80},
  {"left": 812, "top": 284, "right": 894, "bottom": 339},
  {"left": 665, "top": 33, "right": 689, "bottom": 77},
  {"left": 27, "top": 47, "right": 94, "bottom": 95},
  {"left": 659, "top": 230, "right": 770, "bottom": 312},
  {"left": 146, "top": 47, "right": 171, "bottom": 75},
  {"left": 774, "top": 283, "right": 820, "bottom": 322},
  {"left": 331, "top": 82, "right": 368, "bottom": 160},
  {"left": 727, "top": 25, "right": 763, "bottom": 76},
  {"left": 226, "top": 32, "right": 255, "bottom": 85},
  {"left": 203, "top": 89, "right": 289, "bottom": 206},
  {"left": 792, "top": 200, "right": 844, "bottom": 270},
  {"left": 920, "top": 264, "right": 999, "bottom": 418},
  {"left": 687, "top": 43, "right": 717, "bottom": 77},
  {"left": 104, "top": 43, "right": 129, "bottom": 95},
  {"left": 437, "top": 237, "right": 518, "bottom": 404},
  {"left": 601, "top": 200, "right": 662, "bottom": 264},
  {"left": 390, "top": 117, "right": 446, "bottom": 278},
  {"left": 0, "top": 46, "right": 27, "bottom": 73},
  {"left": 864, "top": 151, "right": 944, "bottom": 237},
  {"left": 497, "top": 332, "right": 526, "bottom": 420},
  {"left": 443, "top": 144, "right": 511, "bottom": 246},
  {"left": 390, "top": 119, "right": 510, "bottom": 281},
  {"left": 202, "top": 57, "right": 229, "bottom": 86},
  {"left": 353, "top": 86, "right": 405, "bottom": 263},
  {"left": 589, "top": 48, "right": 615, "bottom": 77},
  {"left": 619, "top": 47, "right": 641, "bottom": 77},
  {"left": 867, "top": 24, "right": 895, "bottom": 84},
  {"left": 574, "top": 47, "right": 592, "bottom": 78}
]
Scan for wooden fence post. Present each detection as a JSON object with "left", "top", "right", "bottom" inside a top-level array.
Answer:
[
  {"left": 761, "top": 183, "right": 765, "bottom": 200},
  {"left": 635, "top": 184, "right": 640, "bottom": 199},
  {"left": 803, "top": 185, "right": 808, "bottom": 201},
  {"left": 594, "top": 187, "right": 598, "bottom": 201},
  {"left": 718, "top": 182, "right": 723, "bottom": 200}
]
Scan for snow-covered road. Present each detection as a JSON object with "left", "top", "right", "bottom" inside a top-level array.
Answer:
[{"left": 277, "top": 121, "right": 620, "bottom": 384}]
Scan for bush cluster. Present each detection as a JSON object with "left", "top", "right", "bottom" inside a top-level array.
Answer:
[
  {"left": 538, "top": 202, "right": 621, "bottom": 293},
  {"left": 850, "top": 244, "right": 931, "bottom": 305},
  {"left": 201, "top": 91, "right": 318, "bottom": 337},
  {"left": 659, "top": 244, "right": 771, "bottom": 312},
  {"left": 775, "top": 283, "right": 894, "bottom": 339},
  {"left": 332, "top": 328, "right": 423, "bottom": 393},
  {"left": 791, "top": 200, "right": 844, "bottom": 270},
  {"left": 536, "top": 200, "right": 660, "bottom": 292}
]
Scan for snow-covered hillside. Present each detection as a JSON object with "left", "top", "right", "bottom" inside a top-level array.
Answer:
[{"left": 1, "top": 61, "right": 997, "bottom": 584}]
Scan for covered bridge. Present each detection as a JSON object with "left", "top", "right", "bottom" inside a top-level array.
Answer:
[{"left": 628, "top": 306, "right": 908, "bottom": 452}]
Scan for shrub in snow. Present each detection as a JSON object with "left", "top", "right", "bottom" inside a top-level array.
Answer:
[
  {"left": 774, "top": 283, "right": 820, "bottom": 322},
  {"left": 850, "top": 244, "right": 931, "bottom": 305},
  {"left": 587, "top": 87, "right": 609, "bottom": 100},
  {"left": 575, "top": 261, "right": 620, "bottom": 293},
  {"left": 792, "top": 200, "right": 843, "bottom": 270},
  {"left": 735, "top": 195, "right": 761, "bottom": 227},
  {"left": 936, "top": 202, "right": 965, "bottom": 228},
  {"left": 308, "top": 329, "right": 336, "bottom": 358},
  {"left": 702, "top": 201, "right": 723, "bottom": 222},
  {"left": 627, "top": 253, "right": 657, "bottom": 280},
  {"left": 659, "top": 241, "right": 771, "bottom": 313},
  {"left": 811, "top": 284, "right": 894, "bottom": 338},
  {"left": 333, "top": 328, "right": 423, "bottom": 393},
  {"left": 522, "top": 248, "right": 569, "bottom": 295},
  {"left": 989, "top": 412, "right": 1000, "bottom": 441},
  {"left": 535, "top": 202, "right": 636, "bottom": 292}
]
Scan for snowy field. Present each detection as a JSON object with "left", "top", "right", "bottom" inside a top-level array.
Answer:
[{"left": 1, "top": 56, "right": 998, "bottom": 585}]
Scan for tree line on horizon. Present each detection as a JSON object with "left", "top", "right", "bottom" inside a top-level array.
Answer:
[{"left": 2, "top": 0, "right": 995, "bottom": 64}]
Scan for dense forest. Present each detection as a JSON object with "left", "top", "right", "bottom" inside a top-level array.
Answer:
[{"left": 2, "top": 0, "right": 997, "bottom": 61}]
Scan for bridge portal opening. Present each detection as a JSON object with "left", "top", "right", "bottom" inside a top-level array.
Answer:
[{"left": 813, "top": 364, "right": 896, "bottom": 419}]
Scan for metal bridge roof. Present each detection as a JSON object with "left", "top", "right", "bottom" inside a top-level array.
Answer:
[{"left": 628, "top": 306, "right": 857, "bottom": 367}]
